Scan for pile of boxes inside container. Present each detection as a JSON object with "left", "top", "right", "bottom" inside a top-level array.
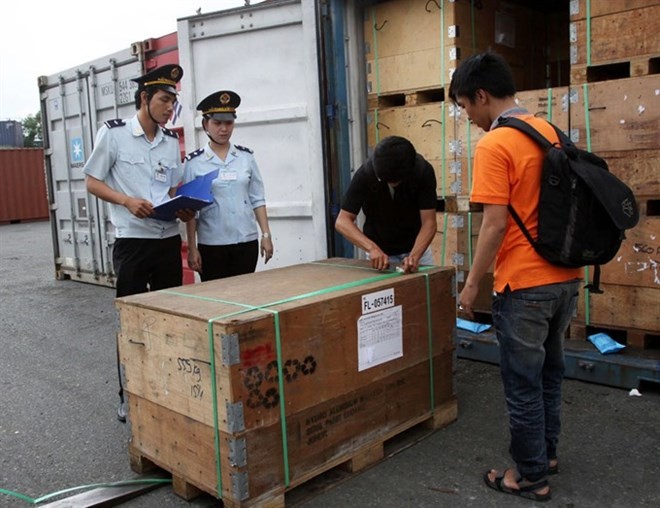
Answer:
[{"left": 366, "top": 0, "right": 659, "bottom": 347}]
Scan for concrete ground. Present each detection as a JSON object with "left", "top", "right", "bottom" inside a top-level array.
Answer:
[{"left": 1, "top": 221, "right": 658, "bottom": 508}]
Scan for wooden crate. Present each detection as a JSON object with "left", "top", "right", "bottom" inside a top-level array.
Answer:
[
  {"left": 569, "top": 2, "right": 660, "bottom": 77},
  {"left": 570, "top": 0, "right": 660, "bottom": 20},
  {"left": 117, "top": 258, "right": 457, "bottom": 506},
  {"left": 432, "top": 212, "right": 493, "bottom": 312},
  {"left": 600, "top": 216, "right": 660, "bottom": 289},
  {"left": 575, "top": 282, "right": 659, "bottom": 332},
  {"left": 568, "top": 76, "right": 660, "bottom": 153},
  {"left": 601, "top": 149, "right": 660, "bottom": 199},
  {"left": 364, "top": 0, "right": 567, "bottom": 95}
]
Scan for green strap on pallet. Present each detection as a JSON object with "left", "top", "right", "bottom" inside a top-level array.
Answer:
[
  {"left": 372, "top": 8, "right": 381, "bottom": 144},
  {"left": 547, "top": 87, "right": 553, "bottom": 123}
]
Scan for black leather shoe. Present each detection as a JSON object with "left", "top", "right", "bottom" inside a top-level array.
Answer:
[{"left": 117, "top": 401, "right": 127, "bottom": 423}]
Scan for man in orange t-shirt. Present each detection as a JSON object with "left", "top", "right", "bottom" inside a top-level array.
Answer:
[{"left": 450, "top": 53, "right": 581, "bottom": 502}]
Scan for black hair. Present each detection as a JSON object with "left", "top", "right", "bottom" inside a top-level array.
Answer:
[
  {"left": 448, "top": 52, "right": 516, "bottom": 103},
  {"left": 134, "top": 86, "right": 171, "bottom": 110},
  {"left": 372, "top": 136, "right": 416, "bottom": 183}
]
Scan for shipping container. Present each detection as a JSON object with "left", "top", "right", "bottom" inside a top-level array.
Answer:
[
  {"left": 39, "top": 32, "right": 183, "bottom": 286},
  {"left": 0, "top": 148, "right": 48, "bottom": 223},
  {"left": 177, "top": 0, "right": 337, "bottom": 269},
  {"left": 0, "top": 120, "right": 24, "bottom": 148}
]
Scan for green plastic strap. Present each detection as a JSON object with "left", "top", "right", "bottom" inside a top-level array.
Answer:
[
  {"left": 372, "top": 8, "right": 381, "bottom": 143},
  {"left": 441, "top": 212, "right": 448, "bottom": 266},
  {"left": 547, "top": 87, "right": 553, "bottom": 123},
  {"left": 583, "top": 82, "right": 592, "bottom": 324},
  {"left": 0, "top": 479, "right": 171, "bottom": 505},
  {"left": 586, "top": 0, "right": 592, "bottom": 67},
  {"left": 467, "top": 211, "right": 473, "bottom": 267}
]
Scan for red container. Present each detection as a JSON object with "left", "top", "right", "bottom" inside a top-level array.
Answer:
[{"left": 0, "top": 148, "right": 48, "bottom": 223}]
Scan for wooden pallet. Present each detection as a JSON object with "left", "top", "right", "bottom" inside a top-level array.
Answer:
[
  {"left": 128, "top": 398, "right": 458, "bottom": 507},
  {"left": 367, "top": 87, "right": 445, "bottom": 110},
  {"left": 569, "top": 321, "right": 660, "bottom": 351},
  {"left": 571, "top": 55, "right": 660, "bottom": 84}
]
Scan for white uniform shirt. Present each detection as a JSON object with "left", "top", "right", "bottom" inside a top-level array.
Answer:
[
  {"left": 83, "top": 115, "right": 183, "bottom": 239},
  {"left": 183, "top": 143, "right": 266, "bottom": 246}
]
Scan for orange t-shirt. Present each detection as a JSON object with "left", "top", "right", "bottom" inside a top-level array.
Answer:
[{"left": 470, "top": 115, "right": 582, "bottom": 292}]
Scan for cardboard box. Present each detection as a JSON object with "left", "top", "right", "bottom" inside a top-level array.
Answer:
[{"left": 118, "top": 258, "right": 457, "bottom": 506}]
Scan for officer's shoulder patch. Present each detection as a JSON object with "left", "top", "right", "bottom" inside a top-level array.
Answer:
[
  {"left": 162, "top": 127, "right": 179, "bottom": 138},
  {"left": 104, "top": 119, "right": 125, "bottom": 129},
  {"left": 235, "top": 144, "right": 253, "bottom": 154},
  {"left": 184, "top": 148, "right": 205, "bottom": 161}
]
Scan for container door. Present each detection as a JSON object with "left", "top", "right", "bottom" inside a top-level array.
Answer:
[
  {"left": 178, "top": 0, "right": 328, "bottom": 269},
  {"left": 39, "top": 49, "right": 142, "bottom": 286}
]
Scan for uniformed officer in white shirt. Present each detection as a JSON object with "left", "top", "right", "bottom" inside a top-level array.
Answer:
[
  {"left": 183, "top": 90, "right": 274, "bottom": 281},
  {"left": 83, "top": 63, "right": 194, "bottom": 422}
]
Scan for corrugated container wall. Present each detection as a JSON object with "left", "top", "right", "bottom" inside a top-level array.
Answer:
[
  {"left": 0, "top": 121, "right": 25, "bottom": 148},
  {"left": 0, "top": 148, "right": 48, "bottom": 222},
  {"left": 39, "top": 32, "right": 183, "bottom": 287}
]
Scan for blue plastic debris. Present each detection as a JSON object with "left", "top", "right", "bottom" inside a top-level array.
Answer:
[
  {"left": 588, "top": 333, "right": 626, "bottom": 355},
  {"left": 456, "top": 318, "right": 492, "bottom": 334}
]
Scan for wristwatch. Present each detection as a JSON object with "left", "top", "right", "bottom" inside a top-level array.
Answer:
[{"left": 261, "top": 232, "right": 271, "bottom": 239}]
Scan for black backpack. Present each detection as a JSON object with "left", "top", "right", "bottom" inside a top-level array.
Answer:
[{"left": 495, "top": 116, "right": 639, "bottom": 293}]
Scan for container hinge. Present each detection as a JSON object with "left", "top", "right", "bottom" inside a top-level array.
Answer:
[
  {"left": 226, "top": 401, "right": 245, "bottom": 433},
  {"left": 221, "top": 333, "right": 240, "bottom": 366},
  {"left": 228, "top": 437, "right": 247, "bottom": 467},
  {"left": 231, "top": 471, "right": 249, "bottom": 501}
]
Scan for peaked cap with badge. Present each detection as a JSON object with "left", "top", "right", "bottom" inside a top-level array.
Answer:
[
  {"left": 131, "top": 64, "right": 183, "bottom": 95},
  {"left": 197, "top": 90, "right": 241, "bottom": 121}
]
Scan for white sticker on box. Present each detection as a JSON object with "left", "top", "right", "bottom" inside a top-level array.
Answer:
[
  {"left": 357, "top": 305, "right": 403, "bottom": 372},
  {"left": 361, "top": 288, "right": 394, "bottom": 314}
]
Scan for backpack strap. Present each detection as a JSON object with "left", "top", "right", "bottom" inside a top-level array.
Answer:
[{"left": 495, "top": 116, "right": 556, "bottom": 150}]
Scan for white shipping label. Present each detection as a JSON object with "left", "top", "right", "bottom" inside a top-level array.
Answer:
[
  {"left": 361, "top": 288, "right": 395, "bottom": 314},
  {"left": 357, "top": 305, "right": 403, "bottom": 372}
]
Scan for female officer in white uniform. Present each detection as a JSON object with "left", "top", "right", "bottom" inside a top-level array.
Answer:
[{"left": 183, "top": 90, "right": 274, "bottom": 281}]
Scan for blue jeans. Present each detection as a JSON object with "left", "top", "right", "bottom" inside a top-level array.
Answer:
[{"left": 492, "top": 279, "right": 580, "bottom": 481}]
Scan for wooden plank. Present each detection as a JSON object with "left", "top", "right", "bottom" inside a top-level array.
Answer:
[
  {"left": 576, "top": 283, "right": 660, "bottom": 332},
  {"left": 570, "top": 5, "right": 660, "bottom": 66},
  {"left": 601, "top": 149, "right": 660, "bottom": 198},
  {"left": 570, "top": 0, "right": 660, "bottom": 20},
  {"left": 569, "top": 76, "right": 660, "bottom": 153},
  {"left": 570, "top": 55, "right": 660, "bottom": 84},
  {"left": 600, "top": 217, "right": 660, "bottom": 288}
]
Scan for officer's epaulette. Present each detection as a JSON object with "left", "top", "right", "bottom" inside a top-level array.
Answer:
[
  {"left": 235, "top": 144, "right": 253, "bottom": 154},
  {"left": 104, "top": 119, "right": 125, "bottom": 129},
  {"left": 184, "top": 148, "right": 205, "bottom": 161},
  {"left": 162, "top": 127, "right": 179, "bottom": 139}
]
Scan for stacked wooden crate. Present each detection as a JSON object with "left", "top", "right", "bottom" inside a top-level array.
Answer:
[
  {"left": 568, "top": 0, "right": 660, "bottom": 348},
  {"left": 118, "top": 259, "right": 457, "bottom": 506},
  {"left": 364, "top": 0, "right": 569, "bottom": 313}
]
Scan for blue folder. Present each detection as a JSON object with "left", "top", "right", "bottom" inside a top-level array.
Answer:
[{"left": 152, "top": 169, "right": 217, "bottom": 221}]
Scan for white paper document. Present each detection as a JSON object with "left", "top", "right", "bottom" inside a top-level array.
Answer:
[{"left": 357, "top": 305, "right": 403, "bottom": 371}]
